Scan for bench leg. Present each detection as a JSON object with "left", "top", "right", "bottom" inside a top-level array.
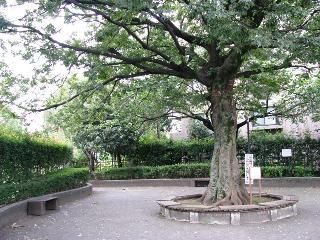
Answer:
[
  {"left": 46, "top": 199, "right": 58, "bottom": 210},
  {"left": 28, "top": 202, "right": 46, "bottom": 216}
]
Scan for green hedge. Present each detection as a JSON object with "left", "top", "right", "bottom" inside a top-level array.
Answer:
[
  {"left": 0, "top": 127, "right": 73, "bottom": 183},
  {"left": 94, "top": 163, "right": 210, "bottom": 180},
  {"left": 127, "top": 133, "right": 320, "bottom": 174},
  {"left": 128, "top": 139, "right": 213, "bottom": 166},
  {"left": 95, "top": 164, "right": 315, "bottom": 180},
  {"left": 237, "top": 133, "right": 320, "bottom": 171},
  {"left": 0, "top": 168, "right": 89, "bottom": 205},
  {"left": 261, "top": 166, "right": 313, "bottom": 177}
]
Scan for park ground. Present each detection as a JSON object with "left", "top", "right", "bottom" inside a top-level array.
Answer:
[{"left": 0, "top": 186, "right": 319, "bottom": 240}]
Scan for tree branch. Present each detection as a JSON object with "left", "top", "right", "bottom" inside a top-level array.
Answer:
[
  {"left": 1, "top": 72, "right": 150, "bottom": 112},
  {"left": 67, "top": 0, "right": 173, "bottom": 62},
  {"left": 147, "top": 10, "right": 207, "bottom": 48},
  {"left": 3, "top": 22, "right": 197, "bottom": 79},
  {"left": 280, "top": 8, "right": 320, "bottom": 33},
  {"left": 176, "top": 111, "right": 214, "bottom": 132},
  {"left": 236, "top": 61, "right": 292, "bottom": 78}
]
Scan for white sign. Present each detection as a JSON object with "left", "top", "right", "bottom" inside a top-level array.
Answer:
[
  {"left": 250, "top": 167, "right": 261, "bottom": 180},
  {"left": 245, "top": 154, "right": 254, "bottom": 184},
  {"left": 282, "top": 149, "right": 292, "bottom": 157}
]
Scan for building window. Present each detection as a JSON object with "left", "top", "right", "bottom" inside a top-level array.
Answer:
[{"left": 253, "top": 107, "right": 280, "bottom": 127}]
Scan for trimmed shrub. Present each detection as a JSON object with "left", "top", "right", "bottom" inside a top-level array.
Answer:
[
  {"left": 237, "top": 133, "right": 320, "bottom": 172},
  {"left": 94, "top": 163, "right": 210, "bottom": 180},
  {"left": 0, "top": 168, "right": 89, "bottom": 205},
  {"left": 261, "top": 166, "right": 314, "bottom": 178},
  {"left": 261, "top": 166, "right": 284, "bottom": 177},
  {"left": 0, "top": 127, "right": 73, "bottom": 183},
  {"left": 127, "top": 133, "right": 320, "bottom": 174},
  {"left": 128, "top": 138, "right": 213, "bottom": 166},
  {"left": 95, "top": 164, "right": 315, "bottom": 180}
]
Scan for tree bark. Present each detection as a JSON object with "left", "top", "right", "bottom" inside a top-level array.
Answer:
[
  {"left": 84, "top": 149, "right": 97, "bottom": 172},
  {"left": 201, "top": 85, "right": 249, "bottom": 206},
  {"left": 117, "top": 153, "right": 123, "bottom": 168}
]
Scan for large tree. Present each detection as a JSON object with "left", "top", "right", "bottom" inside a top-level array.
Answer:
[{"left": 1, "top": 0, "right": 320, "bottom": 205}]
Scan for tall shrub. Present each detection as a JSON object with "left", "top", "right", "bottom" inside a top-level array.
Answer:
[
  {"left": 127, "top": 133, "right": 320, "bottom": 174},
  {"left": 0, "top": 127, "right": 73, "bottom": 183},
  {"left": 128, "top": 138, "right": 213, "bottom": 166}
]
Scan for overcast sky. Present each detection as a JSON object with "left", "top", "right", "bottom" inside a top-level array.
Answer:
[{"left": 0, "top": 1, "right": 87, "bottom": 132}]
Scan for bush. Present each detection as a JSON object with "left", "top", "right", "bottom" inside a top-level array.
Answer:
[
  {"left": 0, "top": 127, "right": 73, "bottom": 183},
  {"left": 0, "top": 168, "right": 89, "bottom": 205},
  {"left": 94, "top": 163, "right": 210, "bottom": 180},
  {"left": 292, "top": 166, "right": 313, "bottom": 177},
  {"left": 128, "top": 138, "right": 213, "bottom": 166},
  {"left": 127, "top": 132, "right": 320, "bottom": 175},
  {"left": 95, "top": 164, "right": 315, "bottom": 180},
  {"left": 261, "top": 166, "right": 314, "bottom": 177},
  {"left": 261, "top": 166, "right": 284, "bottom": 177},
  {"left": 238, "top": 132, "right": 320, "bottom": 171}
]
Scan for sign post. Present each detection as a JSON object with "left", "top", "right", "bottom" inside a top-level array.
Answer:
[
  {"left": 250, "top": 167, "right": 262, "bottom": 196},
  {"left": 245, "top": 154, "right": 254, "bottom": 185}
]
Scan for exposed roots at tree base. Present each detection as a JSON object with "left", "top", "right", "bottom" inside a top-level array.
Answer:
[{"left": 201, "top": 189, "right": 250, "bottom": 207}]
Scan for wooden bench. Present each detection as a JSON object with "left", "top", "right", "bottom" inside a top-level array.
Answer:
[{"left": 27, "top": 196, "right": 58, "bottom": 216}]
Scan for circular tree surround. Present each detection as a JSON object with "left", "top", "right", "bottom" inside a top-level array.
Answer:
[{"left": 157, "top": 193, "right": 298, "bottom": 225}]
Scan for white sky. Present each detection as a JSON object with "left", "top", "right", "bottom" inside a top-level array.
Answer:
[{"left": 0, "top": 1, "right": 88, "bottom": 132}]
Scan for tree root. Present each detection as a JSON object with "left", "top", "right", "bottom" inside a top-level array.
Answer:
[{"left": 201, "top": 188, "right": 250, "bottom": 206}]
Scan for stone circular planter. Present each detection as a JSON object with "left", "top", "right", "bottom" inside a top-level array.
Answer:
[{"left": 157, "top": 193, "right": 298, "bottom": 225}]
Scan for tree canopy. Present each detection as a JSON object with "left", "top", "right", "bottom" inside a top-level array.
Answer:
[{"left": 1, "top": 0, "right": 319, "bottom": 123}]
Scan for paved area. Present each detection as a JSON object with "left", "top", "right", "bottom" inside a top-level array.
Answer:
[{"left": 0, "top": 186, "right": 319, "bottom": 240}]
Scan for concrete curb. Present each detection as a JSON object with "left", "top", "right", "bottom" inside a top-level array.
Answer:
[
  {"left": 0, "top": 183, "right": 92, "bottom": 229},
  {"left": 90, "top": 177, "right": 320, "bottom": 188},
  {"left": 157, "top": 193, "right": 299, "bottom": 225}
]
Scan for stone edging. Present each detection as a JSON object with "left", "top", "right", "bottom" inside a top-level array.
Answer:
[
  {"left": 91, "top": 177, "right": 320, "bottom": 188},
  {"left": 157, "top": 193, "right": 298, "bottom": 225},
  {"left": 0, "top": 183, "right": 93, "bottom": 229}
]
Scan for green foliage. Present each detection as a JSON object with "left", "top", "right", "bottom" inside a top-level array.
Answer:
[
  {"left": 238, "top": 132, "right": 320, "bottom": 171},
  {"left": 188, "top": 119, "right": 214, "bottom": 140},
  {"left": 94, "top": 163, "right": 210, "bottom": 180},
  {"left": 0, "top": 126, "right": 73, "bottom": 183},
  {"left": 129, "top": 133, "right": 320, "bottom": 175},
  {"left": 292, "top": 166, "right": 313, "bottom": 177},
  {"left": 261, "top": 166, "right": 283, "bottom": 178},
  {"left": 0, "top": 105, "right": 24, "bottom": 132},
  {"left": 261, "top": 166, "right": 313, "bottom": 178},
  {"left": 71, "top": 149, "right": 88, "bottom": 168},
  {"left": 94, "top": 164, "right": 314, "bottom": 180},
  {"left": 0, "top": 168, "right": 89, "bottom": 205},
  {"left": 128, "top": 138, "right": 213, "bottom": 166}
]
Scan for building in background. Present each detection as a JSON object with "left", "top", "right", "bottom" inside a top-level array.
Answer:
[
  {"left": 168, "top": 114, "right": 320, "bottom": 140},
  {"left": 238, "top": 115, "right": 320, "bottom": 140}
]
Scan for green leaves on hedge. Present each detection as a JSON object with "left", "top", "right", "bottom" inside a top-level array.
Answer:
[
  {"left": 128, "top": 139, "right": 213, "bottom": 166},
  {"left": 128, "top": 134, "right": 320, "bottom": 175},
  {"left": 94, "top": 164, "right": 314, "bottom": 180},
  {"left": 0, "top": 127, "right": 73, "bottom": 183},
  {"left": 0, "top": 168, "right": 89, "bottom": 205},
  {"left": 95, "top": 163, "right": 210, "bottom": 180}
]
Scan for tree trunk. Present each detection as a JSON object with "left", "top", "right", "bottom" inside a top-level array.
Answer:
[
  {"left": 84, "top": 149, "right": 97, "bottom": 172},
  {"left": 201, "top": 86, "right": 249, "bottom": 206},
  {"left": 117, "top": 153, "right": 123, "bottom": 168}
]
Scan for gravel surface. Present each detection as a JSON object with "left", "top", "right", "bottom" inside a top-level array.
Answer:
[{"left": 0, "top": 186, "right": 319, "bottom": 240}]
